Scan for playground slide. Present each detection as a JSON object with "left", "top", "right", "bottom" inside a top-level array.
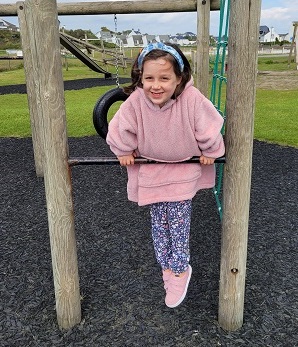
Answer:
[{"left": 59, "top": 33, "right": 112, "bottom": 79}]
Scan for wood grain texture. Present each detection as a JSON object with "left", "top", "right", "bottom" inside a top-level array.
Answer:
[
  {"left": 1, "top": 0, "right": 220, "bottom": 16},
  {"left": 196, "top": 0, "right": 210, "bottom": 96},
  {"left": 17, "top": 1, "right": 44, "bottom": 176},
  {"left": 218, "top": 0, "right": 262, "bottom": 331},
  {"left": 20, "top": 0, "right": 81, "bottom": 330}
]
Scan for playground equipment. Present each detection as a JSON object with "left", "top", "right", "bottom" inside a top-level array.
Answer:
[
  {"left": 0, "top": 0, "right": 261, "bottom": 332},
  {"left": 68, "top": 156, "right": 226, "bottom": 167},
  {"left": 59, "top": 32, "right": 112, "bottom": 78},
  {"left": 288, "top": 21, "right": 298, "bottom": 70},
  {"left": 93, "top": 87, "right": 128, "bottom": 138},
  {"left": 59, "top": 31, "right": 128, "bottom": 77}
]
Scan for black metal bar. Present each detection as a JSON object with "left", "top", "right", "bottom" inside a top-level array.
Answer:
[{"left": 68, "top": 156, "right": 226, "bottom": 167}]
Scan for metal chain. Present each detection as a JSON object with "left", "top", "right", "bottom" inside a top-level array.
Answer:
[{"left": 114, "top": 14, "right": 120, "bottom": 87}]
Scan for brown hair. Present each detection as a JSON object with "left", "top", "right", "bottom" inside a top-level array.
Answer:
[{"left": 123, "top": 43, "right": 191, "bottom": 99}]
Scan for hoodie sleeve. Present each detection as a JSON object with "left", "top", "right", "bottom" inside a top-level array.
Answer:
[
  {"left": 194, "top": 97, "right": 225, "bottom": 158},
  {"left": 106, "top": 102, "right": 138, "bottom": 157}
]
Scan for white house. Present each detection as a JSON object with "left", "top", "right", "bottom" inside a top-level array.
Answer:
[
  {"left": 278, "top": 33, "right": 291, "bottom": 42},
  {"left": 126, "top": 30, "right": 144, "bottom": 47},
  {"left": 259, "top": 25, "right": 290, "bottom": 43},
  {"left": 97, "top": 29, "right": 186, "bottom": 47},
  {"left": 259, "top": 26, "right": 278, "bottom": 42},
  {"left": 0, "top": 18, "right": 18, "bottom": 31},
  {"left": 95, "top": 30, "right": 117, "bottom": 44}
]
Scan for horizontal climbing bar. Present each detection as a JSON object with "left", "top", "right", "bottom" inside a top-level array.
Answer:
[{"left": 68, "top": 156, "right": 226, "bottom": 166}]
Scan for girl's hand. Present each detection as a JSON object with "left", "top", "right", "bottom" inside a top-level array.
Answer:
[
  {"left": 199, "top": 155, "right": 215, "bottom": 165},
  {"left": 117, "top": 152, "right": 136, "bottom": 166}
]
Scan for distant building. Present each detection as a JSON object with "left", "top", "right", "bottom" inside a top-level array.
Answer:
[
  {"left": 259, "top": 25, "right": 290, "bottom": 43},
  {"left": 96, "top": 29, "right": 191, "bottom": 47},
  {"left": 96, "top": 30, "right": 115, "bottom": 44},
  {"left": 79, "top": 25, "right": 293, "bottom": 47},
  {"left": 0, "top": 18, "right": 19, "bottom": 31},
  {"left": 278, "top": 33, "right": 291, "bottom": 42},
  {"left": 126, "top": 30, "right": 144, "bottom": 46}
]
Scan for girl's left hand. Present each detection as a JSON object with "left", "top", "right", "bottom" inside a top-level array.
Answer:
[
  {"left": 199, "top": 155, "right": 215, "bottom": 165},
  {"left": 117, "top": 151, "right": 137, "bottom": 166}
]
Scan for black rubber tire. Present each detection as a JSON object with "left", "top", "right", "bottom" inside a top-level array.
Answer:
[{"left": 93, "top": 88, "right": 128, "bottom": 139}]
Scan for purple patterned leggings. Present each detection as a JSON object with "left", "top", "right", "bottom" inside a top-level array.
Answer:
[{"left": 150, "top": 200, "right": 192, "bottom": 274}]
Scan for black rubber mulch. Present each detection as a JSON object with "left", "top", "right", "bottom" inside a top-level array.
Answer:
[
  {"left": 0, "top": 77, "right": 131, "bottom": 95},
  {"left": 1, "top": 135, "right": 297, "bottom": 346}
]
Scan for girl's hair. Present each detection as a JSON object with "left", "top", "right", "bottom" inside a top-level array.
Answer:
[{"left": 123, "top": 43, "right": 191, "bottom": 99}]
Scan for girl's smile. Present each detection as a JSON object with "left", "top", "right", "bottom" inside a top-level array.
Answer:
[{"left": 141, "top": 58, "right": 182, "bottom": 108}]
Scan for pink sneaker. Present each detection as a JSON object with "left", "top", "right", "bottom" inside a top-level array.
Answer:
[
  {"left": 165, "top": 265, "right": 192, "bottom": 308},
  {"left": 162, "top": 269, "right": 172, "bottom": 291}
]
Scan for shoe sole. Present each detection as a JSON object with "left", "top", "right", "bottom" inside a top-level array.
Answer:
[{"left": 166, "top": 265, "right": 192, "bottom": 308}]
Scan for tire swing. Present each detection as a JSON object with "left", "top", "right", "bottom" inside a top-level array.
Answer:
[{"left": 93, "top": 87, "right": 128, "bottom": 139}]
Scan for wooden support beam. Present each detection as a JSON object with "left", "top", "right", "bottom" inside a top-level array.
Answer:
[
  {"left": 17, "top": 0, "right": 81, "bottom": 330},
  {"left": 17, "top": 2, "right": 44, "bottom": 176},
  {"left": 196, "top": 0, "right": 211, "bottom": 96},
  {"left": 1, "top": 0, "right": 220, "bottom": 16},
  {"left": 218, "top": 0, "right": 262, "bottom": 331},
  {"left": 288, "top": 22, "right": 298, "bottom": 68}
]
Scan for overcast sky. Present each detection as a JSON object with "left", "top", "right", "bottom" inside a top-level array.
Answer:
[{"left": 1, "top": 0, "right": 297, "bottom": 37}]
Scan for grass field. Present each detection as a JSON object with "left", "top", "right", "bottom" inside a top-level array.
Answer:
[
  {"left": 0, "top": 56, "right": 297, "bottom": 147},
  {"left": 255, "top": 89, "right": 297, "bottom": 147}
]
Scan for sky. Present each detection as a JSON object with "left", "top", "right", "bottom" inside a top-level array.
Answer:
[{"left": 1, "top": 0, "right": 297, "bottom": 37}]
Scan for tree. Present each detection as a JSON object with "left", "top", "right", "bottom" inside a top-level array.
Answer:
[
  {"left": 101, "top": 26, "right": 110, "bottom": 32},
  {"left": 0, "top": 30, "right": 21, "bottom": 49},
  {"left": 65, "top": 29, "right": 97, "bottom": 40}
]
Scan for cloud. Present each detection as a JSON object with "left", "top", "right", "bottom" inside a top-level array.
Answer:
[
  {"left": 260, "top": 2, "right": 298, "bottom": 33},
  {"left": 261, "top": 7, "right": 292, "bottom": 20}
]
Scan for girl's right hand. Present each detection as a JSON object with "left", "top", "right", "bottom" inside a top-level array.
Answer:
[
  {"left": 199, "top": 155, "right": 215, "bottom": 165},
  {"left": 117, "top": 153, "right": 136, "bottom": 166}
]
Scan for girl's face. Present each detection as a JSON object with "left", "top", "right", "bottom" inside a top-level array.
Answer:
[{"left": 141, "top": 58, "right": 182, "bottom": 108}]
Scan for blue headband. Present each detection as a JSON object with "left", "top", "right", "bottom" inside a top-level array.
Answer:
[{"left": 137, "top": 42, "right": 184, "bottom": 72}]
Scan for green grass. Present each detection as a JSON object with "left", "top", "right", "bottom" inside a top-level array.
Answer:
[
  {"left": 257, "top": 56, "right": 296, "bottom": 71},
  {"left": 0, "top": 68, "right": 26, "bottom": 86},
  {"left": 0, "top": 61, "right": 297, "bottom": 148},
  {"left": 0, "top": 93, "right": 30, "bottom": 137},
  {"left": 255, "top": 90, "right": 298, "bottom": 147},
  {"left": 65, "top": 86, "right": 124, "bottom": 137},
  {"left": 0, "top": 85, "right": 124, "bottom": 137}
]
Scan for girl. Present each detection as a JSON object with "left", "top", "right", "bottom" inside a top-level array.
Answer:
[{"left": 106, "top": 42, "right": 225, "bottom": 308}]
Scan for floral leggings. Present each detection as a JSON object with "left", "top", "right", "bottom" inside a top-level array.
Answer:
[{"left": 150, "top": 200, "right": 192, "bottom": 274}]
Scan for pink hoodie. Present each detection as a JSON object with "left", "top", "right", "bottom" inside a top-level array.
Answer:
[{"left": 106, "top": 78, "right": 225, "bottom": 206}]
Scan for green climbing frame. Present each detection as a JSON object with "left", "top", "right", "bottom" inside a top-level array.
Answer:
[{"left": 210, "top": 0, "right": 230, "bottom": 220}]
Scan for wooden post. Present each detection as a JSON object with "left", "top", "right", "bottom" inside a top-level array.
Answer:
[
  {"left": 191, "top": 50, "right": 196, "bottom": 74},
  {"left": 294, "top": 23, "right": 298, "bottom": 70},
  {"left": 295, "top": 24, "right": 298, "bottom": 70},
  {"left": 196, "top": 0, "right": 211, "bottom": 96},
  {"left": 17, "top": 0, "right": 81, "bottom": 330},
  {"left": 288, "top": 22, "right": 298, "bottom": 69},
  {"left": 17, "top": 2, "right": 44, "bottom": 176},
  {"left": 218, "top": 0, "right": 261, "bottom": 331}
]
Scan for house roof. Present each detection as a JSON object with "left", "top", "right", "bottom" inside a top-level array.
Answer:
[
  {"left": 259, "top": 25, "right": 270, "bottom": 35},
  {"left": 184, "top": 31, "right": 196, "bottom": 36},
  {"left": 100, "top": 31, "right": 113, "bottom": 38},
  {"left": 146, "top": 35, "right": 156, "bottom": 41},
  {"left": 0, "top": 18, "right": 18, "bottom": 31},
  {"left": 132, "top": 34, "right": 143, "bottom": 45},
  {"left": 157, "top": 35, "right": 170, "bottom": 42}
]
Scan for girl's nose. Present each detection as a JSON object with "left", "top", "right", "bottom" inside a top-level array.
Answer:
[{"left": 152, "top": 80, "right": 161, "bottom": 89}]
